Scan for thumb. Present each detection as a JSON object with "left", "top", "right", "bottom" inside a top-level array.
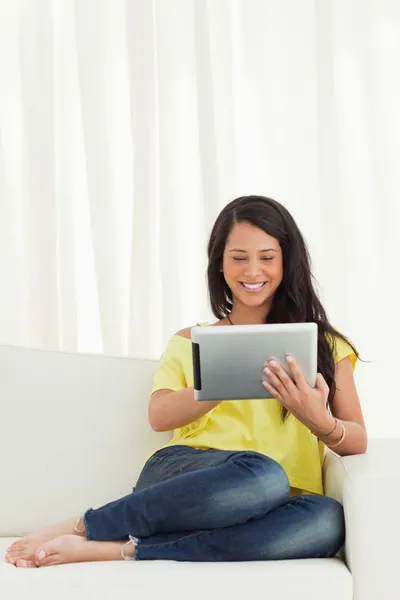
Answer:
[{"left": 316, "top": 373, "right": 329, "bottom": 395}]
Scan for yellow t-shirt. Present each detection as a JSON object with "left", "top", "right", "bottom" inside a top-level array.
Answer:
[{"left": 151, "top": 326, "right": 357, "bottom": 496}]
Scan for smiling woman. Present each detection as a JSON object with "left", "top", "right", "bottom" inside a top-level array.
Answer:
[
  {"left": 205, "top": 197, "right": 364, "bottom": 429},
  {"left": 7, "top": 196, "right": 367, "bottom": 568}
]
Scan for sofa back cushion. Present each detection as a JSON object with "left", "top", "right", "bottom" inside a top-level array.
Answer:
[{"left": 0, "top": 344, "right": 170, "bottom": 536}]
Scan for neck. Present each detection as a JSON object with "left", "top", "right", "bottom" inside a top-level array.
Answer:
[{"left": 228, "top": 302, "right": 270, "bottom": 325}]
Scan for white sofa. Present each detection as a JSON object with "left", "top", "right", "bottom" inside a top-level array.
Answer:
[{"left": 0, "top": 344, "right": 399, "bottom": 600}]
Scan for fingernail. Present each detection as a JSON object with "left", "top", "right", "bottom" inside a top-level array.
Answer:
[
  {"left": 38, "top": 551, "right": 45, "bottom": 560},
  {"left": 286, "top": 354, "right": 293, "bottom": 363},
  {"left": 269, "top": 360, "right": 277, "bottom": 368}
]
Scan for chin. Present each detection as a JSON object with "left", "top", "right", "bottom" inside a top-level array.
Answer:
[{"left": 236, "top": 293, "right": 272, "bottom": 307}]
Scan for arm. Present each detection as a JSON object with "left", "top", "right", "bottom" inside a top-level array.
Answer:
[
  {"left": 314, "top": 356, "right": 368, "bottom": 456},
  {"left": 263, "top": 354, "right": 367, "bottom": 456},
  {"left": 148, "top": 327, "right": 221, "bottom": 432},
  {"left": 149, "top": 387, "right": 220, "bottom": 432}
]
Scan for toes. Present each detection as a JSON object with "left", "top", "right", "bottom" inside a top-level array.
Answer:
[
  {"left": 34, "top": 541, "right": 58, "bottom": 566},
  {"left": 38, "top": 556, "right": 60, "bottom": 568},
  {"left": 6, "top": 552, "right": 22, "bottom": 564},
  {"left": 8, "top": 541, "right": 26, "bottom": 551},
  {"left": 6, "top": 545, "right": 30, "bottom": 564},
  {"left": 7, "top": 544, "right": 28, "bottom": 556},
  {"left": 8, "top": 542, "right": 20, "bottom": 550},
  {"left": 34, "top": 550, "right": 46, "bottom": 566},
  {"left": 4, "top": 557, "right": 15, "bottom": 567},
  {"left": 16, "top": 559, "right": 37, "bottom": 568},
  {"left": 16, "top": 559, "right": 27, "bottom": 568}
]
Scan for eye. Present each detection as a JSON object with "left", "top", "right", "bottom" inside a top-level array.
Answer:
[{"left": 232, "top": 257, "right": 274, "bottom": 261}]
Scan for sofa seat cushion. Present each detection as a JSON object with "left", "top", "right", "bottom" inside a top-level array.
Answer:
[{"left": 1, "top": 538, "right": 352, "bottom": 600}]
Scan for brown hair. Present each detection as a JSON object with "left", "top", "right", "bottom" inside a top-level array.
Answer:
[{"left": 207, "top": 195, "right": 359, "bottom": 421}]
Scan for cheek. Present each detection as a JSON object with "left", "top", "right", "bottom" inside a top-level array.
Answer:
[
  {"left": 223, "top": 260, "right": 240, "bottom": 277},
  {"left": 265, "top": 262, "right": 283, "bottom": 281}
]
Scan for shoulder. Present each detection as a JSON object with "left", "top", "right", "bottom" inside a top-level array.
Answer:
[
  {"left": 174, "top": 327, "right": 193, "bottom": 340},
  {"left": 174, "top": 322, "right": 216, "bottom": 340}
]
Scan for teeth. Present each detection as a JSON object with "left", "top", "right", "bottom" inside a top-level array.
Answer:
[{"left": 242, "top": 282, "right": 264, "bottom": 289}]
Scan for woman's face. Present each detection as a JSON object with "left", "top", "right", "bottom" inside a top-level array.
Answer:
[{"left": 222, "top": 221, "right": 283, "bottom": 310}]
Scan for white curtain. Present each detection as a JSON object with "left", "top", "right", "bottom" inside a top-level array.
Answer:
[{"left": 0, "top": 0, "right": 399, "bottom": 438}]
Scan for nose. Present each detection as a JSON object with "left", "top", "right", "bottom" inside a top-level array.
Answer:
[{"left": 244, "top": 259, "right": 262, "bottom": 279}]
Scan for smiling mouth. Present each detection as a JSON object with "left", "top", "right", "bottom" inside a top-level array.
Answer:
[{"left": 240, "top": 282, "right": 267, "bottom": 291}]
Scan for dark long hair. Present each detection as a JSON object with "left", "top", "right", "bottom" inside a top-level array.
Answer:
[{"left": 207, "top": 195, "right": 359, "bottom": 421}]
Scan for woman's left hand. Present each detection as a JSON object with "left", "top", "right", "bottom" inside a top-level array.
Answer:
[{"left": 262, "top": 355, "right": 333, "bottom": 434}]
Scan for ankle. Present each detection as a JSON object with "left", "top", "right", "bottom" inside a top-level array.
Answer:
[
  {"left": 73, "top": 516, "right": 86, "bottom": 537},
  {"left": 120, "top": 536, "right": 136, "bottom": 560}
]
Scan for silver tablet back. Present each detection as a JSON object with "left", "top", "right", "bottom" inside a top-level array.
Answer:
[{"left": 191, "top": 323, "right": 318, "bottom": 401}]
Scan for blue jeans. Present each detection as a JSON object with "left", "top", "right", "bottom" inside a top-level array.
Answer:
[{"left": 83, "top": 445, "right": 345, "bottom": 561}]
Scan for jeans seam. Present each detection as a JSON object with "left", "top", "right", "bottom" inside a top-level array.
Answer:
[{"left": 137, "top": 528, "right": 224, "bottom": 550}]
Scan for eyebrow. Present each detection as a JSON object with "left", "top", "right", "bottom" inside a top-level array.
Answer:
[{"left": 228, "top": 248, "right": 278, "bottom": 253}]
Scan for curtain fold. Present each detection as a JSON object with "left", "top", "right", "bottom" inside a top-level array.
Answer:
[{"left": 0, "top": 0, "right": 399, "bottom": 437}]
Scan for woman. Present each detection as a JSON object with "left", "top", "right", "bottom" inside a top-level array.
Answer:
[{"left": 6, "top": 195, "right": 367, "bottom": 567}]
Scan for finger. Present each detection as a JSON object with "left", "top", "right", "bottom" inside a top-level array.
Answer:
[
  {"left": 262, "top": 378, "right": 282, "bottom": 400},
  {"left": 315, "top": 372, "right": 329, "bottom": 396},
  {"left": 265, "top": 360, "right": 297, "bottom": 397},
  {"left": 263, "top": 367, "right": 285, "bottom": 395},
  {"left": 285, "top": 355, "right": 309, "bottom": 391}
]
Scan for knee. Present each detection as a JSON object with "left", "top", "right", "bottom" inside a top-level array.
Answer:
[
  {"left": 313, "top": 497, "right": 345, "bottom": 556},
  {"left": 230, "top": 451, "right": 290, "bottom": 504}
]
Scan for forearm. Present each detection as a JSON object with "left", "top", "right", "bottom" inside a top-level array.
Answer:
[
  {"left": 315, "top": 417, "right": 368, "bottom": 456},
  {"left": 149, "top": 386, "right": 221, "bottom": 432}
]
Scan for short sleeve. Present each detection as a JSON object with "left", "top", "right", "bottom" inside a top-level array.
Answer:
[
  {"left": 151, "top": 336, "right": 188, "bottom": 394},
  {"left": 331, "top": 335, "right": 358, "bottom": 370}
]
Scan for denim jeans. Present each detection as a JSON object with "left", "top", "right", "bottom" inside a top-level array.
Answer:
[{"left": 83, "top": 445, "right": 345, "bottom": 561}]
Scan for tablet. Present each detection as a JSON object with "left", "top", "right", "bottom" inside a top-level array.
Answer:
[{"left": 191, "top": 322, "right": 318, "bottom": 401}]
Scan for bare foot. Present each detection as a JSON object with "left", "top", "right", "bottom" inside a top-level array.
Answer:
[
  {"left": 5, "top": 516, "right": 85, "bottom": 566},
  {"left": 34, "top": 534, "right": 135, "bottom": 567}
]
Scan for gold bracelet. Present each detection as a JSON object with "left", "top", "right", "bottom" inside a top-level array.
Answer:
[
  {"left": 322, "top": 417, "right": 338, "bottom": 437},
  {"left": 325, "top": 423, "right": 346, "bottom": 448}
]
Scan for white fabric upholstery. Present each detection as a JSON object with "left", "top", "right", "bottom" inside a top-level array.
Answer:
[
  {"left": 323, "top": 439, "right": 400, "bottom": 600},
  {"left": 0, "top": 344, "right": 397, "bottom": 600},
  {"left": 0, "top": 546, "right": 350, "bottom": 600}
]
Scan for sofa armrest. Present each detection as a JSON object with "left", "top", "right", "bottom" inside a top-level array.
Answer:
[{"left": 323, "top": 438, "right": 400, "bottom": 600}]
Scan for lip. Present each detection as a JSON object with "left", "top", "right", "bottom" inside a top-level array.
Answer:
[{"left": 239, "top": 281, "right": 267, "bottom": 293}]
